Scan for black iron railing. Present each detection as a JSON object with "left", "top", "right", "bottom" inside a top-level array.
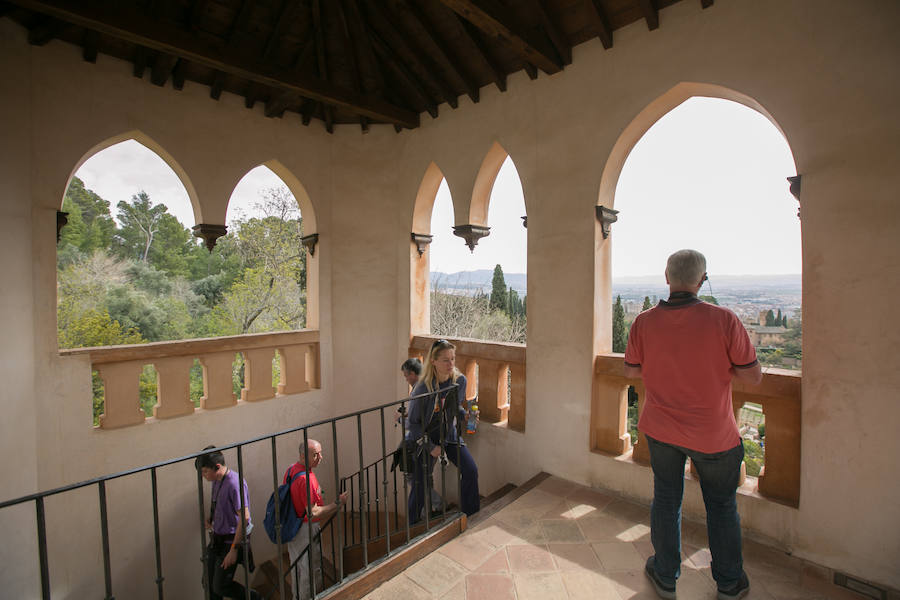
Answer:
[{"left": 0, "top": 385, "right": 466, "bottom": 600}]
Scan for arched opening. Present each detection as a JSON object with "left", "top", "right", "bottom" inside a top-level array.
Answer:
[{"left": 593, "top": 84, "right": 800, "bottom": 477}]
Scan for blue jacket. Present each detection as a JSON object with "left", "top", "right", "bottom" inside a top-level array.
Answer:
[{"left": 406, "top": 375, "right": 467, "bottom": 452}]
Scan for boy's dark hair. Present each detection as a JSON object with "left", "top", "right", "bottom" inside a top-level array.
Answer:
[
  {"left": 194, "top": 445, "right": 225, "bottom": 471},
  {"left": 401, "top": 358, "right": 422, "bottom": 375}
]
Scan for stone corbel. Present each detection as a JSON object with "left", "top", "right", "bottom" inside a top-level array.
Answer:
[
  {"left": 521, "top": 216, "right": 527, "bottom": 228},
  {"left": 452, "top": 224, "right": 490, "bottom": 252},
  {"left": 192, "top": 224, "right": 228, "bottom": 252},
  {"left": 787, "top": 175, "right": 801, "bottom": 219},
  {"left": 301, "top": 233, "right": 319, "bottom": 256},
  {"left": 596, "top": 205, "right": 619, "bottom": 239},
  {"left": 56, "top": 211, "right": 68, "bottom": 242},
  {"left": 411, "top": 232, "right": 433, "bottom": 257}
]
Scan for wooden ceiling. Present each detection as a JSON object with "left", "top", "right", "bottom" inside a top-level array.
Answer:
[{"left": 2, "top": 0, "right": 710, "bottom": 132}]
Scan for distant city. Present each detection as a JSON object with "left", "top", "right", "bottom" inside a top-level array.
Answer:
[{"left": 431, "top": 270, "right": 801, "bottom": 324}]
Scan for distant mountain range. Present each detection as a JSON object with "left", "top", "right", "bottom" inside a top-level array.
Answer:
[{"left": 431, "top": 270, "right": 801, "bottom": 297}]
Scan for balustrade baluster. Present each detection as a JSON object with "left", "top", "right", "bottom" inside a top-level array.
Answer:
[
  {"left": 152, "top": 356, "right": 195, "bottom": 419},
  {"left": 241, "top": 349, "right": 277, "bottom": 402},
  {"left": 95, "top": 361, "right": 145, "bottom": 429},
  {"left": 198, "top": 352, "right": 237, "bottom": 409},
  {"left": 277, "top": 344, "right": 310, "bottom": 395}
]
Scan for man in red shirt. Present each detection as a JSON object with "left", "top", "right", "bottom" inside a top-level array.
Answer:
[
  {"left": 285, "top": 439, "right": 348, "bottom": 600},
  {"left": 624, "top": 250, "right": 761, "bottom": 600}
]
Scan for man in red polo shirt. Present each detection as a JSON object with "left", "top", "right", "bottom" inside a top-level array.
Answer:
[
  {"left": 285, "top": 439, "right": 348, "bottom": 600},
  {"left": 625, "top": 249, "right": 761, "bottom": 600}
]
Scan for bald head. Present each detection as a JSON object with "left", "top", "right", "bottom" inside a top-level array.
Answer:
[{"left": 300, "top": 439, "right": 323, "bottom": 469}]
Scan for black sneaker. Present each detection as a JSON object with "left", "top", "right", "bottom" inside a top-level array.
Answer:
[
  {"left": 717, "top": 572, "right": 750, "bottom": 600},
  {"left": 644, "top": 556, "right": 676, "bottom": 599}
]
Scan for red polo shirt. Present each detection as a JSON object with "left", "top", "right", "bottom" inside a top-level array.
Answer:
[
  {"left": 284, "top": 462, "right": 324, "bottom": 523},
  {"left": 625, "top": 297, "right": 758, "bottom": 453}
]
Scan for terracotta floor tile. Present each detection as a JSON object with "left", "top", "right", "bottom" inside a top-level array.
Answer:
[
  {"left": 540, "top": 518, "right": 585, "bottom": 542},
  {"left": 566, "top": 486, "right": 616, "bottom": 510},
  {"left": 514, "top": 572, "right": 568, "bottom": 600},
  {"left": 539, "top": 497, "right": 577, "bottom": 520},
  {"left": 438, "top": 533, "right": 496, "bottom": 571},
  {"left": 592, "top": 541, "right": 646, "bottom": 572},
  {"left": 440, "top": 579, "right": 467, "bottom": 600},
  {"left": 605, "top": 569, "right": 661, "bottom": 599},
  {"left": 473, "top": 548, "right": 509, "bottom": 573},
  {"left": 759, "top": 577, "right": 832, "bottom": 600},
  {"left": 547, "top": 542, "right": 603, "bottom": 572},
  {"left": 677, "top": 569, "right": 718, "bottom": 597},
  {"left": 560, "top": 570, "right": 621, "bottom": 600},
  {"left": 506, "top": 544, "right": 556, "bottom": 573},
  {"left": 602, "top": 500, "right": 650, "bottom": 524},
  {"left": 469, "top": 518, "right": 518, "bottom": 548},
  {"left": 535, "top": 476, "right": 580, "bottom": 498},
  {"left": 576, "top": 514, "right": 636, "bottom": 542},
  {"left": 404, "top": 551, "right": 469, "bottom": 596},
  {"left": 493, "top": 514, "right": 547, "bottom": 545},
  {"left": 466, "top": 573, "right": 516, "bottom": 600},
  {"left": 364, "top": 574, "right": 433, "bottom": 600}
]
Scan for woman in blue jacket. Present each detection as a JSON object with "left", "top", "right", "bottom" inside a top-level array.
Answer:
[{"left": 406, "top": 339, "right": 480, "bottom": 522}]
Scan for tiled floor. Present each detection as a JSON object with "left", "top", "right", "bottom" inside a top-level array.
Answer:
[{"left": 361, "top": 476, "right": 870, "bottom": 600}]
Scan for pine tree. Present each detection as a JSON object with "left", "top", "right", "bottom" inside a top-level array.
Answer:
[
  {"left": 490, "top": 264, "right": 508, "bottom": 312},
  {"left": 642, "top": 296, "right": 652, "bottom": 311},
  {"left": 613, "top": 295, "right": 627, "bottom": 353}
]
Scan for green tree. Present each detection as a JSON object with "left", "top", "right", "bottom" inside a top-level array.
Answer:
[
  {"left": 699, "top": 295, "right": 718, "bottom": 305},
  {"left": 489, "top": 264, "right": 508, "bottom": 312},
  {"left": 764, "top": 309, "right": 777, "bottom": 326},
  {"left": 114, "top": 191, "right": 168, "bottom": 262},
  {"left": 642, "top": 296, "right": 652, "bottom": 311},
  {"left": 58, "top": 178, "right": 116, "bottom": 266},
  {"left": 613, "top": 295, "right": 627, "bottom": 353},
  {"left": 776, "top": 308, "right": 783, "bottom": 326}
]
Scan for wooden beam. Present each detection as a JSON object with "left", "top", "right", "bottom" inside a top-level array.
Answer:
[
  {"left": 454, "top": 12, "right": 505, "bottom": 92},
  {"left": 369, "top": 25, "right": 438, "bottom": 118},
  {"left": 132, "top": 45, "right": 149, "bottom": 78},
  {"left": 171, "top": 58, "right": 186, "bottom": 89},
  {"left": 436, "top": 0, "right": 562, "bottom": 74},
  {"left": 150, "top": 52, "right": 178, "bottom": 86},
  {"left": 300, "top": 98, "right": 316, "bottom": 125},
  {"left": 262, "top": 0, "right": 295, "bottom": 61},
  {"left": 523, "top": 62, "right": 537, "bottom": 80},
  {"left": 368, "top": 1, "right": 458, "bottom": 109},
  {"left": 534, "top": 0, "right": 571, "bottom": 65},
  {"left": 637, "top": 0, "right": 659, "bottom": 31},
  {"left": 244, "top": 82, "right": 258, "bottom": 108},
  {"left": 226, "top": 0, "right": 252, "bottom": 43},
  {"left": 209, "top": 70, "right": 225, "bottom": 99},
  {"left": 312, "top": 0, "right": 334, "bottom": 133},
  {"left": 82, "top": 28, "right": 99, "bottom": 62},
  {"left": 399, "top": 0, "right": 479, "bottom": 104},
  {"left": 7, "top": 0, "right": 419, "bottom": 128},
  {"left": 28, "top": 15, "right": 62, "bottom": 45},
  {"left": 701, "top": 0, "right": 714, "bottom": 8},
  {"left": 586, "top": 0, "right": 613, "bottom": 49}
]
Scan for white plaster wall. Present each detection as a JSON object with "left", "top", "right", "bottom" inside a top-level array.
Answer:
[{"left": 1, "top": 0, "right": 899, "bottom": 595}]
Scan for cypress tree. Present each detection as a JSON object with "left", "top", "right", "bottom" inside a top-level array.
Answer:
[
  {"left": 490, "top": 264, "right": 508, "bottom": 312},
  {"left": 642, "top": 296, "right": 653, "bottom": 311},
  {"left": 613, "top": 295, "right": 627, "bottom": 353}
]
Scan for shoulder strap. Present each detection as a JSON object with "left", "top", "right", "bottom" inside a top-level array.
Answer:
[{"left": 284, "top": 467, "right": 307, "bottom": 485}]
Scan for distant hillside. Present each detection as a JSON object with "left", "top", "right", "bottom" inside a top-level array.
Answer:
[{"left": 431, "top": 270, "right": 801, "bottom": 300}]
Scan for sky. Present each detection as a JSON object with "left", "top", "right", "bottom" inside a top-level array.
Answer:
[{"left": 73, "top": 97, "right": 800, "bottom": 278}]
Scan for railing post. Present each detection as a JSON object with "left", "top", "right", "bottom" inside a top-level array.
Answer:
[
  {"left": 356, "top": 415, "right": 369, "bottom": 569},
  {"left": 35, "top": 497, "right": 51, "bottom": 600},
  {"left": 302, "top": 428, "right": 316, "bottom": 599},
  {"left": 197, "top": 469, "right": 211, "bottom": 600},
  {"left": 270, "top": 436, "right": 287, "bottom": 600},
  {"left": 379, "top": 408, "right": 390, "bottom": 556},
  {"left": 236, "top": 446, "right": 251, "bottom": 600},
  {"left": 400, "top": 401, "right": 411, "bottom": 544},
  {"left": 151, "top": 468, "right": 165, "bottom": 599},
  {"left": 331, "top": 419, "right": 344, "bottom": 583},
  {"left": 98, "top": 480, "right": 115, "bottom": 600}
]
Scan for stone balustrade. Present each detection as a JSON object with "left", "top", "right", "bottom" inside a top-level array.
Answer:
[
  {"left": 409, "top": 335, "right": 526, "bottom": 432},
  {"left": 591, "top": 353, "right": 801, "bottom": 507},
  {"left": 61, "top": 330, "right": 321, "bottom": 429}
]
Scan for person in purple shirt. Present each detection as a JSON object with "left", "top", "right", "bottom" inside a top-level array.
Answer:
[{"left": 196, "top": 447, "right": 260, "bottom": 600}]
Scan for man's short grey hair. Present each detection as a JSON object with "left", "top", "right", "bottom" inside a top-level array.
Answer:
[{"left": 666, "top": 249, "right": 707, "bottom": 287}]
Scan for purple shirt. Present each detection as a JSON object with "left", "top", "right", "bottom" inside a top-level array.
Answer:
[{"left": 211, "top": 469, "right": 251, "bottom": 536}]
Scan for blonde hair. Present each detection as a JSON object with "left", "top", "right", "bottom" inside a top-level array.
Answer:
[{"left": 420, "top": 339, "right": 461, "bottom": 393}]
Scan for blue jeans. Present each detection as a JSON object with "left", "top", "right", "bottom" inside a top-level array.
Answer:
[
  {"left": 408, "top": 443, "right": 479, "bottom": 523},
  {"left": 646, "top": 435, "right": 746, "bottom": 590}
]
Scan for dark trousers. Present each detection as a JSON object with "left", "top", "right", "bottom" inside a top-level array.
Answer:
[
  {"left": 646, "top": 435, "right": 746, "bottom": 590},
  {"left": 205, "top": 539, "right": 255, "bottom": 600},
  {"left": 408, "top": 443, "right": 479, "bottom": 523}
]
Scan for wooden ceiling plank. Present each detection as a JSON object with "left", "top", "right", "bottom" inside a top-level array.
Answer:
[
  {"left": 638, "top": 0, "right": 659, "bottom": 30},
  {"left": 244, "top": 82, "right": 257, "bottom": 108},
  {"left": 150, "top": 52, "right": 178, "bottom": 86},
  {"left": 300, "top": 98, "right": 315, "bottom": 125},
  {"left": 132, "top": 45, "right": 149, "bottom": 78},
  {"left": 437, "top": 0, "right": 562, "bottom": 74},
  {"left": 369, "top": 1, "right": 458, "bottom": 109},
  {"left": 400, "top": 0, "right": 479, "bottom": 104},
  {"left": 369, "top": 25, "right": 438, "bottom": 118},
  {"left": 534, "top": 0, "right": 571, "bottom": 65},
  {"left": 454, "top": 11, "right": 506, "bottom": 92},
  {"left": 227, "top": 0, "right": 252, "bottom": 43},
  {"left": 586, "top": 0, "right": 613, "bottom": 49},
  {"left": 82, "top": 28, "right": 99, "bottom": 62},
  {"left": 312, "top": 0, "right": 334, "bottom": 133},
  {"left": 262, "top": 0, "right": 295, "bottom": 62},
  {"left": 701, "top": 0, "right": 714, "bottom": 8},
  {"left": 188, "top": 0, "right": 209, "bottom": 31},
  {"left": 334, "top": 0, "right": 370, "bottom": 132},
  {"left": 7, "top": 0, "right": 419, "bottom": 128}
]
